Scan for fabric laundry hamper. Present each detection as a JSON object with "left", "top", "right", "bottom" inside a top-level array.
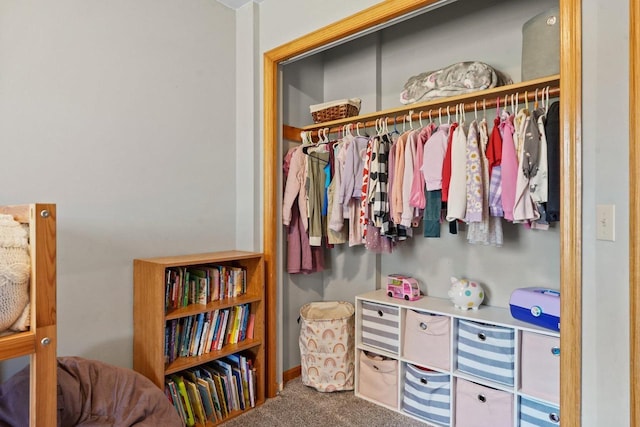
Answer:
[{"left": 299, "top": 301, "right": 355, "bottom": 392}]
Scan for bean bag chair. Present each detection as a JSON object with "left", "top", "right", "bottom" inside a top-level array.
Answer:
[{"left": 0, "top": 356, "right": 182, "bottom": 426}]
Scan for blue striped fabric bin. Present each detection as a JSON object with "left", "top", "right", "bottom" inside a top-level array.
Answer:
[
  {"left": 519, "top": 396, "right": 560, "bottom": 426},
  {"left": 456, "top": 319, "right": 515, "bottom": 386},
  {"left": 402, "top": 363, "right": 451, "bottom": 426},
  {"left": 361, "top": 301, "right": 399, "bottom": 354}
]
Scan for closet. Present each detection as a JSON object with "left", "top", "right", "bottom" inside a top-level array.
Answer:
[
  {"left": 264, "top": 0, "right": 581, "bottom": 425},
  {"left": 0, "top": 204, "right": 57, "bottom": 425}
]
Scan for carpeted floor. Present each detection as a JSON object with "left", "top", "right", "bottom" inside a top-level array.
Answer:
[{"left": 218, "top": 377, "right": 427, "bottom": 427}]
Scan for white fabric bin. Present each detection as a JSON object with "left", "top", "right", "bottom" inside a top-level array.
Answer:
[
  {"left": 403, "top": 310, "right": 450, "bottom": 370},
  {"left": 401, "top": 363, "right": 451, "bottom": 425}
]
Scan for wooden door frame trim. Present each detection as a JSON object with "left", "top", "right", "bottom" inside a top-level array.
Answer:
[
  {"left": 263, "top": 6, "right": 582, "bottom": 427},
  {"left": 630, "top": 0, "right": 639, "bottom": 425}
]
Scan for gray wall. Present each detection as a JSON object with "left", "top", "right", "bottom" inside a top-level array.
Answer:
[{"left": 0, "top": 0, "right": 237, "bottom": 376}]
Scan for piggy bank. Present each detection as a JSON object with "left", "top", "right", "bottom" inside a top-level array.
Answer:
[{"left": 448, "top": 277, "right": 484, "bottom": 310}]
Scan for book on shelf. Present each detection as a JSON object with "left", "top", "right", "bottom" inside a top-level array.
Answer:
[
  {"left": 203, "top": 364, "right": 231, "bottom": 416},
  {"left": 190, "top": 312, "right": 205, "bottom": 357},
  {"left": 197, "top": 317, "right": 210, "bottom": 357},
  {"left": 185, "top": 378, "right": 206, "bottom": 426},
  {"left": 231, "top": 305, "right": 243, "bottom": 345},
  {"left": 199, "top": 368, "right": 223, "bottom": 421},
  {"left": 216, "top": 309, "right": 231, "bottom": 351},
  {"left": 171, "top": 375, "right": 195, "bottom": 427},
  {"left": 196, "top": 377, "right": 216, "bottom": 423},
  {"left": 238, "top": 304, "right": 251, "bottom": 342},
  {"left": 248, "top": 367, "right": 256, "bottom": 408},
  {"left": 211, "top": 359, "right": 238, "bottom": 412},
  {"left": 179, "top": 316, "right": 192, "bottom": 358},
  {"left": 165, "top": 378, "right": 187, "bottom": 424},
  {"left": 207, "top": 310, "right": 221, "bottom": 353},
  {"left": 223, "top": 353, "right": 250, "bottom": 410},
  {"left": 246, "top": 313, "right": 255, "bottom": 340},
  {"left": 210, "top": 369, "right": 229, "bottom": 418},
  {"left": 187, "top": 267, "right": 210, "bottom": 305}
]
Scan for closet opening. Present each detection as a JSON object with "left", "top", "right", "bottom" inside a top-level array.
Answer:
[{"left": 263, "top": 2, "right": 581, "bottom": 426}]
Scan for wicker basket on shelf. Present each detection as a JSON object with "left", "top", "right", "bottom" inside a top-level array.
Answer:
[{"left": 310, "top": 98, "right": 361, "bottom": 123}]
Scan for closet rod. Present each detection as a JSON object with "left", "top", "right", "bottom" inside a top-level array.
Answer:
[
  {"left": 282, "top": 74, "right": 560, "bottom": 142},
  {"left": 294, "top": 87, "right": 558, "bottom": 141}
]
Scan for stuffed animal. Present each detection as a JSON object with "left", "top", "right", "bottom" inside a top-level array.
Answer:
[
  {"left": 448, "top": 277, "right": 485, "bottom": 310},
  {"left": 400, "top": 61, "right": 512, "bottom": 105},
  {"left": 0, "top": 214, "right": 30, "bottom": 332}
]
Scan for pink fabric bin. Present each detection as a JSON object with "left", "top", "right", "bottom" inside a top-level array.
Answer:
[
  {"left": 520, "top": 331, "right": 560, "bottom": 403},
  {"left": 455, "top": 378, "right": 513, "bottom": 427},
  {"left": 403, "top": 310, "right": 450, "bottom": 370},
  {"left": 357, "top": 350, "right": 398, "bottom": 409}
]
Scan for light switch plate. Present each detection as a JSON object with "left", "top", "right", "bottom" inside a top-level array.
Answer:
[{"left": 596, "top": 204, "right": 615, "bottom": 241}]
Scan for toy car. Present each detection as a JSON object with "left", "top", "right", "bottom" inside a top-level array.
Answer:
[{"left": 386, "top": 274, "right": 421, "bottom": 301}]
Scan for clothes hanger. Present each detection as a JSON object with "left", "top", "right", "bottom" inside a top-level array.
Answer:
[
  {"left": 438, "top": 107, "right": 442, "bottom": 126},
  {"left": 474, "top": 101, "right": 478, "bottom": 121},
  {"left": 419, "top": 111, "right": 424, "bottom": 128},
  {"left": 408, "top": 110, "right": 413, "bottom": 130},
  {"left": 483, "top": 99, "right": 486, "bottom": 120},
  {"left": 447, "top": 106, "right": 450, "bottom": 124}
]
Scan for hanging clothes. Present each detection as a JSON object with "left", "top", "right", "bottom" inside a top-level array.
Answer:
[
  {"left": 499, "top": 111, "right": 518, "bottom": 221},
  {"left": 401, "top": 129, "right": 420, "bottom": 228},
  {"left": 467, "top": 118, "right": 503, "bottom": 246},
  {"left": 283, "top": 147, "right": 324, "bottom": 274},
  {"left": 409, "top": 124, "right": 433, "bottom": 210},
  {"left": 545, "top": 101, "right": 561, "bottom": 223},
  {"left": 328, "top": 136, "right": 351, "bottom": 233},
  {"left": 465, "top": 120, "right": 483, "bottom": 223},
  {"left": 513, "top": 108, "right": 540, "bottom": 223},
  {"left": 445, "top": 123, "right": 468, "bottom": 222},
  {"left": 282, "top": 146, "right": 309, "bottom": 230},
  {"left": 487, "top": 116, "right": 504, "bottom": 217}
]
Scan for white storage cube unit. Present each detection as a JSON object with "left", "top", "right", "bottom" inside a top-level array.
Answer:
[
  {"left": 354, "top": 290, "right": 560, "bottom": 426},
  {"left": 360, "top": 301, "right": 400, "bottom": 354},
  {"left": 455, "top": 319, "right": 515, "bottom": 386},
  {"left": 402, "top": 363, "right": 451, "bottom": 426}
]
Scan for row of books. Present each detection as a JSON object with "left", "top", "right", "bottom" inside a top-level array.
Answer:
[
  {"left": 165, "top": 264, "right": 247, "bottom": 311},
  {"left": 165, "top": 304, "right": 255, "bottom": 364},
  {"left": 165, "top": 353, "right": 256, "bottom": 426}
]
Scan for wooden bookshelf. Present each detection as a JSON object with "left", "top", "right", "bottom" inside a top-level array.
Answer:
[{"left": 133, "top": 250, "right": 265, "bottom": 426}]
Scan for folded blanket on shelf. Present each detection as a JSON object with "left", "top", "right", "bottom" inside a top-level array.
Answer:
[{"left": 400, "top": 61, "right": 512, "bottom": 105}]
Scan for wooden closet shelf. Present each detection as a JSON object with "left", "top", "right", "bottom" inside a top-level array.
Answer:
[{"left": 283, "top": 74, "right": 559, "bottom": 142}]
